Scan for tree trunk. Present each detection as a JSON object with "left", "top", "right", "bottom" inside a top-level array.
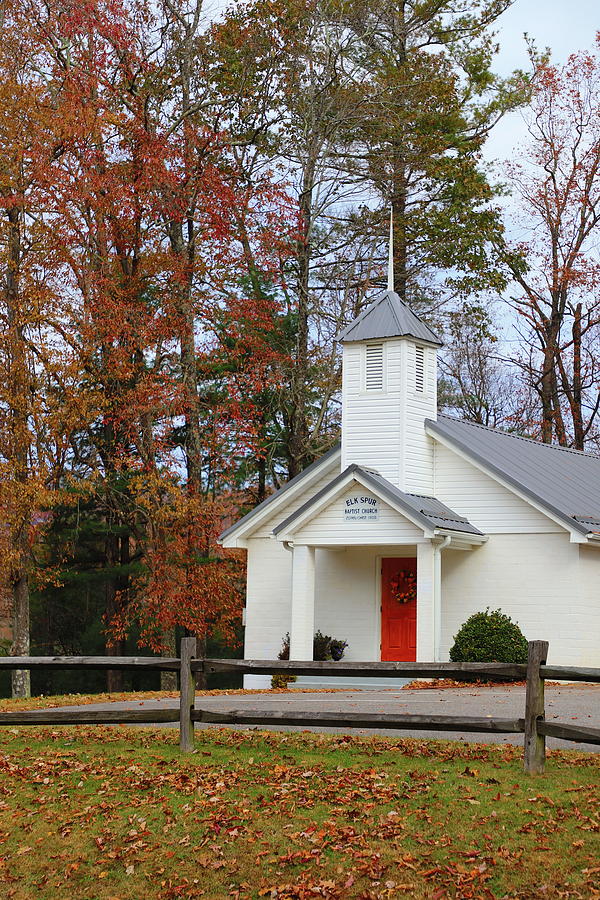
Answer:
[
  {"left": 11, "top": 572, "right": 30, "bottom": 697},
  {"left": 161, "top": 629, "right": 178, "bottom": 691},
  {"left": 391, "top": 3, "right": 408, "bottom": 301},
  {"left": 287, "top": 156, "right": 315, "bottom": 478},
  {"left": 571, "top": 303, "right": 583, "bottom": 449},
  {"left": 540, "top": 324, "right": 558, "bottom": 443},
  {"left": 391, "top": 150, "right": 409, "bottom": 301},
  {"left": 5, "top": 204, "right": 31, "bottom": 698},
  {"left": 105, "top": 525, "right": 124, "bottom": 692},
  {"left": 180, "top": 288, "right": 204, "bottom": 493}
]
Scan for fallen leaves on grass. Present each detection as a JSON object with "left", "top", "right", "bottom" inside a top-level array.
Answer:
[
  {"left": 0, "top": 688, "right": 347, "bottom": 712},
  {"left": 0, "top": 728, "right": 598, "bottom": 899},
  {"left": 402, "top": 679, "right": 564, "bottom": 690}
]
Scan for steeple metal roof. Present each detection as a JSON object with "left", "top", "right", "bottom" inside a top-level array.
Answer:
[{"left": 336, "top": 290, "right": 443, "bottom": 346}]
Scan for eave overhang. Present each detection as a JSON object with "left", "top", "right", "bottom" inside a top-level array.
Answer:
[{"left": 219, "top": 446, "right": 341, "bottom": 548}]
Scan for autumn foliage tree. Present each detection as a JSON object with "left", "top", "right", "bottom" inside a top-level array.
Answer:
[
  {"left": 500, "top": 37, "right": 600, "bottom": 448},
  {"left": 0, "top": 0, "right": 296, "bottom": 694},
  {"left": 0, "top": 0, "right": 71, "bottom": 695}
]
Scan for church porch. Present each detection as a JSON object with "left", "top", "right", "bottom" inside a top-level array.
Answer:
[{"left": 287, "top": 541, "right": 445, "bottom": 674}]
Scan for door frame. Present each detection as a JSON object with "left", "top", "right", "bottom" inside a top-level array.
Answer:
[{"left": 375, "top": 551, "right": 417, "bottom": 661}]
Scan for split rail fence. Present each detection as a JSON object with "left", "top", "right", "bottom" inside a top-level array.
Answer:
[{"left": 1, "top": 639, "right": 599, "bottom": 774}]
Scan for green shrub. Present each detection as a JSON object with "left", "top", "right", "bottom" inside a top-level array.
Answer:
[
  {"left": 271, "top": 630, "right": 348, "bottom": 688},
  {"left": 449, "top": 608, "right": 528, "bottom": 664},
  {"left": 271, "top": 673, "right": 297, "bottom": 689},
  {"left": 277, "top": 631, "right": 348, "bottom": 662}
]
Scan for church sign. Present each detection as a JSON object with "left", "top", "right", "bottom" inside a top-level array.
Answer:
[{"left": 343, "top": 495, "right": 379, "bottom": 522}]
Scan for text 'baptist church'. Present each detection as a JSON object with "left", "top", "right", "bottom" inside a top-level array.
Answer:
[{"left": 343, "top": 495, "right": 379, "bottom": 522}]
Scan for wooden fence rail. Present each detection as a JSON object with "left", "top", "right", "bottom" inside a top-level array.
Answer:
[
  {"left": 1, "top": 639, "right": 599, "bottom": 773},
  {"left": 198, "top": 659, "right": 530, "bottom": 680},
  {"left": 0, "top": 656, "right": 181, "bottom": 670}
]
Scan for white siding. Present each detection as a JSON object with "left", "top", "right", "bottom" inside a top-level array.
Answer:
[
  {"left": 292, "top": 486, "right": 423, "bottom": 545},
  {"left": 575, "top": 546, "right": 600, "bottom": 667},
  {"left": 341, "top": 341, "right": 403, "bottom": 485},
  {"left": 341, "top": 340, "right": 436, "bottom": 493},
  {"left": 402, "top": 344, "right": 437, "bottom": 495},
  {"left": 440, "top": 534, "right": 598, "bottom": 666},
  {"left": 244, "top": 538, "right": 292, "bottom": 660},
  {"left": 434, "top": 442, "right": 564, "bottom": 533}
]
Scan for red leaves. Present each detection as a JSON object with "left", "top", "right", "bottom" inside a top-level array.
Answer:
[
  {"left": 503, "top": 35, "right": 600, "bottom": 447},
  {"left": 107, "top": 489, "right": 245, "bottom": 649},
  {"left": 0, "top": 0, "right": 299, "bottom": 655}
]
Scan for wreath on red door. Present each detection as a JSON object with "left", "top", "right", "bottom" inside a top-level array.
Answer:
[{"left": 390, "top": 570, "right": 417, "bottom": 604}]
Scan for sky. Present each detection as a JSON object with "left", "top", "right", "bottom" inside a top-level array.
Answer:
[
  {"left": 481, "top": 1, "right": 598, "bottom": 355},
  {"left": 486, "top": 0, "right": 599, "bottom": 161}
]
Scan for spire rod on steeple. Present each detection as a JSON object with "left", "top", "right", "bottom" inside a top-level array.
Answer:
[{"left": 387, "top": 208, "right": 394, "bottom": 291}]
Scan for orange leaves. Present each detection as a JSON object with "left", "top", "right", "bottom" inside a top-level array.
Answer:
[
  {"left": 0, "top": 0, "right": 301, "bottom": 664},
  {"left": 107, "top": 480, "right": 245, "bottom": 650}
]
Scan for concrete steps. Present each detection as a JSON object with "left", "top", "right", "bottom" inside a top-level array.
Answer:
[{"left": 289, "top": 676, "right": 410, "bottom": 691}]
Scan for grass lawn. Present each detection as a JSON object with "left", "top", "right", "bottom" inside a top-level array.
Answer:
[{"left": 0, "top": 727, "right": 598, "bottom": 899}]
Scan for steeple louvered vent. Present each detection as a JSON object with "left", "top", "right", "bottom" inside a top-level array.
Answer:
[
  {"left": 365, "top": 344, "right": 384, "bottom": 391},
  {"left": 415, "top": 346, "right": 425, "bottom": 392}
]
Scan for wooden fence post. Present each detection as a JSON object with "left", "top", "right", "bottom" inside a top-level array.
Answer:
[
  {"left": 524, "top": 640, "right": 549, "bottom": 775},
  {"left": 179, "top": 637, "right": 197, "bottom": 753}
]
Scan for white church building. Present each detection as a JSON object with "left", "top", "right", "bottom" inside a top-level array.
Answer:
[{"left": 220, "top": 289, "right": 600, "bottom": 683}]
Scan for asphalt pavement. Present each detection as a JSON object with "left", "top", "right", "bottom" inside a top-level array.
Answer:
[{"left": 38, "top": 683, "right": 600, "bottom": 752}]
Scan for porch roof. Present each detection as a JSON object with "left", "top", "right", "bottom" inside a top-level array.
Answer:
[{"left": 273, "top": 464, "right": 483, "bottom": 538}]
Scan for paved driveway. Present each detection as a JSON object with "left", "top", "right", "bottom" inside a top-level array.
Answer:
[{"left": 40, "top": 684, "right": 600, "bottom": 752}]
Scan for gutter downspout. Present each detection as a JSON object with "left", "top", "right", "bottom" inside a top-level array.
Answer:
[{"left": 433, "top": 535, "right": 451, "bottom": 661}]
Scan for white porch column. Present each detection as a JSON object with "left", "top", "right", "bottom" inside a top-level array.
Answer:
[
  {"left": 289, "top": 544, "right": 316, "bottom": 660},
  {"left": 416, "top": 542, "right": 435, "bottom": 661}
]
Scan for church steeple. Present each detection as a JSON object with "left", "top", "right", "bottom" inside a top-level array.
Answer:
[
  {"left": 337, "top": 286, "right": 441, "bottom": 493},
  {"left": 337, "top": 212, "right": 442, "bottom": 347}
]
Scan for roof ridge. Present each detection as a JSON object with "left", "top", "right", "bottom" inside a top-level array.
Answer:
[
  {"left": 436, "top": 414, "right": 600, "bottom": 461},
  {"left": 388, "top": 292, "right": 404, "bottom": 332}
]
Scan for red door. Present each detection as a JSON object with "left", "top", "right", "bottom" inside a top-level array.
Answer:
[{"left": 381, "top": 557, "right": 417, "bottom": 661}]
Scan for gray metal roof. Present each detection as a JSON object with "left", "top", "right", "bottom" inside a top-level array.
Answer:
[
  {"left": 398, "top": 490, "right": 484, "bottom": 535},
  {"left": 218, "top": 445, "right": 341, "bottom": 542},
  {"left": 426, "top": 415, "right": 600, "bottom": 536},
  {"left": 336, "top": 290, "right": 443, "bottom": 346},
  {"left": 274, "top": 464, "right": 482, "bottom": 537}
]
